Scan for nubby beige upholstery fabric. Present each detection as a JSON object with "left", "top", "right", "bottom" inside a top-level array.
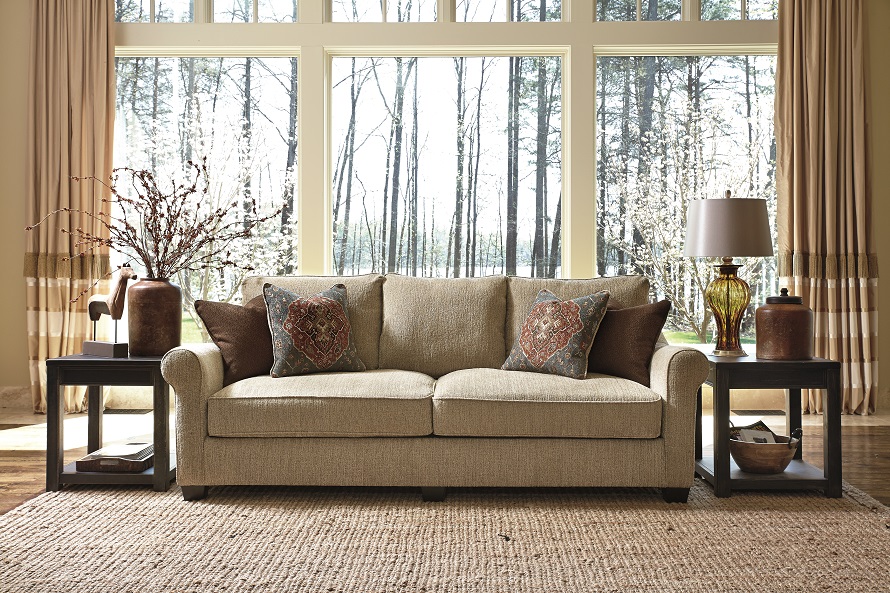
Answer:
[
  {"left": 433, "top": 368, "right": 662, "bottom": 438},
  {"left": 379, "top": 275, "right": 507, "bottom": 378},
  {"left": 207, "top": 370, "right": 434, "bottom": 437},
  {"left": 162, "top": 274, "right": 709, "bottom": 496}
]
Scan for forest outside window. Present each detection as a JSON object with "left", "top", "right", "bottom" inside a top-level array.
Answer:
[
  {"left": 331, "top": 55, "right": 562, "bottom": 277},
  {"left": 596, "top": 54, "right": 777, "bottom": 344},
  {"left": 114, "top": 56, "right": 298, "bottom": 340},
  {"left": 596, "top": 0, "right": 778, "bottom": 21},
  {"left": 116, "top": 0, "right": 196, "bottom": 22}
]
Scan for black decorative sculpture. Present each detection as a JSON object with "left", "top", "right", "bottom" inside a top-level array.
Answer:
[{"left": 83, "top": 266, "right": 137, "bottom": 357}]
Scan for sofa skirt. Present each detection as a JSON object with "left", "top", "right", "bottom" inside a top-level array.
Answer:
[{"left": 182, "top": 435, "right": 683, "bottom": 489}]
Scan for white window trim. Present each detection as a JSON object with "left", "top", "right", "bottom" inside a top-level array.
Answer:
[{"left": 115, "top": 0, "right": 778, "bottom": 277}]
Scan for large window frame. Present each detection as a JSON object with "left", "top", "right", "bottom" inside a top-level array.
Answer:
[{"left": 115, "top": 0, "right": 778, "bottom": 278}]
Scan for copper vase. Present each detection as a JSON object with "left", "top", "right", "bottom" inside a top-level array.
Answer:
[
  {"left": 755, "top": 288, "right": 814, "bottom": 360},
  {"left": 127, "top": 278, "right": 182, "bottom": 356}
]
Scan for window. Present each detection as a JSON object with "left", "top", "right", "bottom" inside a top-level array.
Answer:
[
  {"left": 214, "top": 0, "right": 298, "bottom": 22},
  {"left": 331, "top": 56, "right": 562, "bottom": 277},
  {"left": 114, "top": 0, "right": 778, "bottom": 345},
  {"left": 114, "top": 56, "right": 298, "bottom": 337},
  {"left": 116, "top": 0, "right": 195, "bottom": 22},
  {"left": 596, "top": 0, "right": 681, "bottom": 21},
  {"left": 703, "top": 0, "right": 779, "bottom": 20},
  {"left": 596, "top": 54, "right": 778, "bottom": 342},
  {"left": 332, "top": 0, "right": 436, "bottom": 22}
]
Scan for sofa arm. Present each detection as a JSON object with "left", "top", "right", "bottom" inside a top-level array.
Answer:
[
  {"left": 161, "top": 343, "right": 224, "bottom": 399},
  {"left": 161, "top": 343, "right": 224, "bottom": 485},
  {"left": 649, "top": 344, "right": 709, "bottom": 487}
]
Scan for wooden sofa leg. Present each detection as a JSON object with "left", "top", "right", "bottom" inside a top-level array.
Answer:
[
  {"left": 421, "top": 487, "right": 446, "bottom": 502},
  {"left": 662, "top": 487, "right": 690, "bottom": 503},
  {"left": 181, "top": 486, "right": 208, "bottom": 501}
]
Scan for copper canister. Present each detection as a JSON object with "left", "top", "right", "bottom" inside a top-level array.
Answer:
[{"left": 755, "top": 289, "right": 814, "bottom": 360}]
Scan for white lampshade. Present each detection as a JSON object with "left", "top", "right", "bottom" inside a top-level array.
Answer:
[{"left": 684, "top": 197, "right": 773, "bottom": 258}]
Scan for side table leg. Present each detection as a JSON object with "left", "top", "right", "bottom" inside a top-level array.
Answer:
[
  {"left": 46, "top": 366, "right": 63, "bottom": 492},
  {"left": 786, "top": 388, "right": 803, "bottom": 460},
  {"left": 825, "top": 367, "right": 843, "bottom": 498},
  {"left": 153, "top": 372, "right": 171, "bottom": 492},
  {"left": 87, "top": 386, "right": 103, "bottom": 453},
  {"left": 695, "top": 386, "right": 703, "bottom": 460},
  {"left": 713, "top": 371, "right": 732, "bottom": 497}
]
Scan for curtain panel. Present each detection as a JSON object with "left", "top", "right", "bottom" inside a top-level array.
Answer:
[
  {"left": 25, "top": 0, "right": 114, "bottom": 413},
  {"left": 776, "top": 0, "right": 878, "bottom": 414}
]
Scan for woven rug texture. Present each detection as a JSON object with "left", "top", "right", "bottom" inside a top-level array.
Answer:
[{"left": 1, "top": 480, "right": 888, "bottom": 592}]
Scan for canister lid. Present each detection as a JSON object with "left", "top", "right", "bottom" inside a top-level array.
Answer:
[{"left": 766, "top": 288, "right": 803, "bottom": 304}]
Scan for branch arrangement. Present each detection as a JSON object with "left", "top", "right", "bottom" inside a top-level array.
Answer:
[{"left": 26, "top": 158, "right": 282, "bottom": 297}]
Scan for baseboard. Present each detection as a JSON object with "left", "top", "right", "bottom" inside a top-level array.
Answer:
[{"left": 0, "top": 386, "right": 30, "bottom": 409}]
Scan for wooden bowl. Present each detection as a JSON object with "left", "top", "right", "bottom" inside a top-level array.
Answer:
[{"left": 729, "top": 435, "right": 800, "bottom": 474}]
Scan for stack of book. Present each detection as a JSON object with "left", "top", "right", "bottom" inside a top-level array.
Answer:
[{"left": 75, "top": 442, "right": 155, "bottom": 472}]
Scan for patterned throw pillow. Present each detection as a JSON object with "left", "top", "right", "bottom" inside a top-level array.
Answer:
[
  {"left": 502, "top": 289, "right": 610, "bottom": 379},
  {"left": 263, "top": 283, "right": 366, "bottom": 377}
]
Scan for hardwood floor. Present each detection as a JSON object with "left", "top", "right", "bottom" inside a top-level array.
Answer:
[{"left": 1, "top": 413, "right": 889, "bottom": 514}]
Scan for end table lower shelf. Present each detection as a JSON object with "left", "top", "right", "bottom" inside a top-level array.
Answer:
[
  {"left": 696, "top": 455, "right": 828, "bottom": 492},
  {"left": 59, "top": 455, "right": 176, "bottom": 487}
]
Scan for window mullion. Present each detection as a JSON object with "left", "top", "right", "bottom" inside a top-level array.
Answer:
[
  {"left": 565, "top": 48, "right": 596, "bottom": 278},
  {"left": 684, "top": 0, "right": 702, "bottom": 21},
  {"left": 301, "top": 0, "right": 326, "bottom": 23},
  {"left": 297, "top": 46, "right": 330, "bottom": 275},
  {"left": 566, "top": 0, "right": 594, "bottom": 23},
  {"left": 440, "top": 0, "right": 455, "bottom": 23}
]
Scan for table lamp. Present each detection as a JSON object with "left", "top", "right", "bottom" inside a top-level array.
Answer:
[{"left": 684, "top": 191, "right": 773, "bottom": 356}]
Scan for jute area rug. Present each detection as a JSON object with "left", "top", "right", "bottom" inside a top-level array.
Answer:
[{"left": 1, "top": 480, "right": 888, "bottom": 593}]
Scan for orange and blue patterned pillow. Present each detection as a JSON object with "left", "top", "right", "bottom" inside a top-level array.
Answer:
[
  {"left": 263, "top": 283, "right": 366, "bottom": 377},
  {"left": 502, "top": 289, "right": 610, "bottom": 379}
]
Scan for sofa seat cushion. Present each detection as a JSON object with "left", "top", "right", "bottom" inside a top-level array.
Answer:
[
  {"left": 433, "top": 368, "right": 662, "bottom": 439},
  {"left": 207, "top": 369, "right": 435, "bottom": 437}
]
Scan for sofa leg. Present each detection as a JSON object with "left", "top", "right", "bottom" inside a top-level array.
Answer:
[
  {"left": 421, "top": 487, "right": 446, "bottom": 502},
  {"left": 181, "top": 485, "right": 208, "bottom": 501},
  {"left": 662, "top": 487, "right": 690, "bottom": 503}
]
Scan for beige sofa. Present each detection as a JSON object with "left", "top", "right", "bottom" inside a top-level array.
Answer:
[{"left": 161, "top": 274, "right": 709, "bottom": 502}]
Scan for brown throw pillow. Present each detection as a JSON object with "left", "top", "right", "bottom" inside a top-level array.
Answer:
[
  {"left": 502, "top": 289, "right": 610, "bottom": 379},
  {"left": 194, "top": 295, "right": 273, "bottom": 386},
  {"left": 587, "top": 299, "right": 671, "bottom": 386},
  {"left": 264, "top": 283, "right": 366, "bottom": 377}
]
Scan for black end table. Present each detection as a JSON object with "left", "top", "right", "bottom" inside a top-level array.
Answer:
[
  {"left": 45, "top": 354, "right": 175, "bottom": 492},
  {"left": 694, "top": 349, "right": 842, "bottom": 498}
]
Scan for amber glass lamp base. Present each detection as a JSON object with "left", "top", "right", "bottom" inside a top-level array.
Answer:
[{"left": 705, "top": 257, "right": 751, "bottom": 357}]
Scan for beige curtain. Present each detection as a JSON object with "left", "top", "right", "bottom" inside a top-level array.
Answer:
[
  {"left": 25, "top": 0, "right": 114, "bottom": 413},
  {"left": 776, "top": 0, "right": 878, "bottom": 414}
]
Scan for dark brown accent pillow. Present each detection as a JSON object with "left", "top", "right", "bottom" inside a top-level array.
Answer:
[
  {"left": 194, "top": 295, "right": 274, "bottom": 386},
  {"left": 587, "top": 299, "right": 671, "bottom": 386}
]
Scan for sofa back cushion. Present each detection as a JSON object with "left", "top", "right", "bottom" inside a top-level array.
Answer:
[
  {"left": 379, "top": 274, "right": 507, "bottom": 378},
  {"left": 242, "top": 274, "right": 385, "bottom": 369},
  {"left": 505, "top": 276, "right": 650, "bottom": 358}
]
